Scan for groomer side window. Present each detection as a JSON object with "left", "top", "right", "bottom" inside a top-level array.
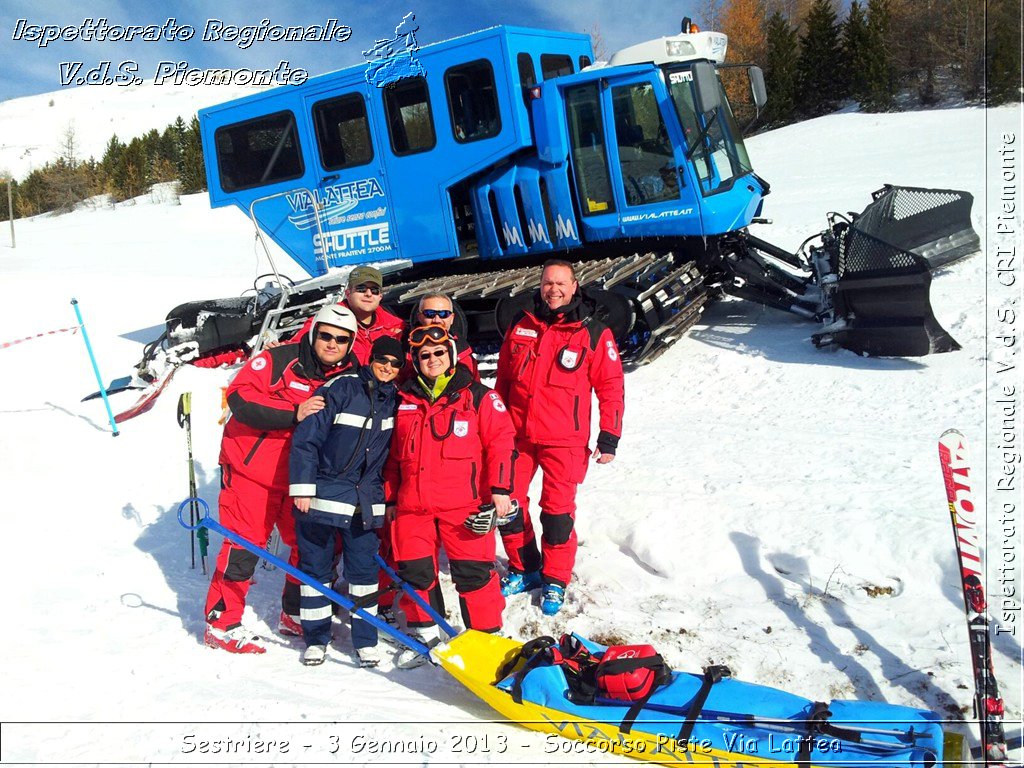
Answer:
[
  {"left": 215, "top": 111, "right": 304, "bottom": 192},
  {"left": 383, "top": 77, "right": 436, "bottom": 156},
  {"left": 541, "top": 54, "right": 574, "bottom": 79},
  {"left": 445, "top": 60, "right": 501, "bottom": 143},
  {"left": 312, "top": 94, "right": 374, "bottom": 170}
]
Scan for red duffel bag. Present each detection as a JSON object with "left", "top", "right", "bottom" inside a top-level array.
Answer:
[{"left": 595, "top": 644, "right": 673, "bottom": 702}]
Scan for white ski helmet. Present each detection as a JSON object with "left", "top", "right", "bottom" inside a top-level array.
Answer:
[{"left": 309, "top": 304, "right": 358, "bottom": 343}]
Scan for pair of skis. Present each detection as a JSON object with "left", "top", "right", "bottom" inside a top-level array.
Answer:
[{"left": 938, "top": 429, "right": 1011, "bottom": 765}]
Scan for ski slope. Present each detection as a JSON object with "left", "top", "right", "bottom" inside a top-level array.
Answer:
[{"left": 0, "top": 101, "right": 1020, "bottom": 765}]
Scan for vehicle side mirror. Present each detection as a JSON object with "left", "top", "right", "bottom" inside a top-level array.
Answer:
[
  {"left": 691, "top": 61, "right": 721, "bottom": 114},
  {"left": 748, "top": 66, "right": 767, "bottom": 110}
]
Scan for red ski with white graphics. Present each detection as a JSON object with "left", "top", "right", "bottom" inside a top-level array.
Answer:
[{"left": 938, "top": 428, "right": 1009, "bottom": 765}]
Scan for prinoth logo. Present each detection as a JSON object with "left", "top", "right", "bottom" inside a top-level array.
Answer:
[
  {"left": 501, "top": 221, "right": 523, "bottom": 248},
  {"left": 554, "top": 214, "right": 578, "bottom": 242}
]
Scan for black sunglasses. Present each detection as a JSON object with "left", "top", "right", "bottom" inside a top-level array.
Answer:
[
  {"left": 372, "top": 355, "right": 402, "bottom": 368},
  {"left": 420, "top": 309, "right": 453, "bottom": 319},
  {"left": 316, "top": 330, "right": 353, "bottom": 345},
  {"left": 418, "top": 348, "right": 448, "bottom": 361},
  {"left": 351, "top": 283, "right": 381, "bottom": 295}
]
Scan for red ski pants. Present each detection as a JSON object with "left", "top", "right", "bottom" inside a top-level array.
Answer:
[
  {"left": 204, "top": 467, "right": 300, "bottom": 630},
  {"left": 499, "top": 440, "right": 589, "bottom": 588},
  {"left": 393, "top": 507, "right": 504, "bottom": 632}
]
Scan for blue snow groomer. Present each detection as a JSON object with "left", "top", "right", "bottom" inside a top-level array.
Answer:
[{"left": 161, "top": 18, "right": 975, "bottom": 371}]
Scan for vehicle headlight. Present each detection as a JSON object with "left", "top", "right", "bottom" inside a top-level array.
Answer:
[{"left": 665, "top": 40, "right": 696, "bottom": 57}]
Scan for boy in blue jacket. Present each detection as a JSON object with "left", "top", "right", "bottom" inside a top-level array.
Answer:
[{"left": 289, "top": 337, "right": 402, "bottom": 666}]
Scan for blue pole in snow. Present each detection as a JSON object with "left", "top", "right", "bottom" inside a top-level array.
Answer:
[
  {"left": 177, "top": 498, "right": 434, "bottom": 656},
  {"left": 71, "top": 299, "right": 119, "bottom": 437}
]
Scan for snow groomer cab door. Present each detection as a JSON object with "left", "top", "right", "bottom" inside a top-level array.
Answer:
[
  {"left": 298, "top": 85, "right": 399, "bottom": 272},
  {"left": 562, "top": 70, "right": 704, "bottom": 244}
]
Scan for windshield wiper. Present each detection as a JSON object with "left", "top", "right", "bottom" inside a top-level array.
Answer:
[{"left": 685, "top": 110, "right": 719, "bottom": 160}]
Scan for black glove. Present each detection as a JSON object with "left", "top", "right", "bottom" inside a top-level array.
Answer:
[{"left": 464, "top": 501, "right": 519, "bottom": 536}]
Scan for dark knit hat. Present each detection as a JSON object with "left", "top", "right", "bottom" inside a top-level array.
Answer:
[{"left": 371, "top": 336, "right": 403, "bottom": 360}]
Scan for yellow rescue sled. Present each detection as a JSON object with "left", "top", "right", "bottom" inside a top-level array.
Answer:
[{"left": 433, "top": 630, "right": 968, "bottom": 768}]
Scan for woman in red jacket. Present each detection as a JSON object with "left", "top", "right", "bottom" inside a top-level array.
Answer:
[{"left": 384, "top": 325, "right": 516, "bottom": 668}]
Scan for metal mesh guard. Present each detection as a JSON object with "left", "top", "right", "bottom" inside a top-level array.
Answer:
[{"left": 840, "top": 227, "right": 920, "bottom": 275}]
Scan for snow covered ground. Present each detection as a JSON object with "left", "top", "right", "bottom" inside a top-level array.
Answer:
[{"left": 0, "top": 101, "right": 1020, "bottom": 766}]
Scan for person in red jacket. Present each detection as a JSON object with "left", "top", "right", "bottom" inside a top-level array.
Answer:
[
  {"left": 384, "top": 325, "right": 516, "bottom": 668},
  {"left": 494, "top": 260, "right": 625, "bottom": 616},
  {"left": 291, "top": 266, "right": 406, "bottom": 364},
  {"left": 203, "top": 304, "right": 358, "bottom": 654}
]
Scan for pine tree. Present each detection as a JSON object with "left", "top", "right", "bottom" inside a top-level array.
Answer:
[
  {"left": 15, "top": 170, "right": 46, "bottom": 217},
  {"left": 861, "top": 0, "right": 895, "bottom": 111},
  {"left": 987, "top": 0, "right": 1022, "bottom": 104},
  {"left": 842, "top": 1, "right": 871, "bottom": 101},
  {"left": 796, "top": 0, "right": 842, "bottom": 116},
  {"left": 178, "top": 116, "right": 207, "bottom": 195},
  {"left": 121, "top": 138, "right": 148, "bottom": 199},
  {"left": 763, "top": 10, "right": 800, "bottom": 124}
]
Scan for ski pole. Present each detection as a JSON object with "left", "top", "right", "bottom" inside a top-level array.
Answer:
[
  {"left": 71, "top": 299, "right": 119, "bottom": 436},
  {"left": 176, "top": 393, "right": 203, "bottom": 571},
  {"left": 177, "top": 498, "right": 431, "bottom": 655}
]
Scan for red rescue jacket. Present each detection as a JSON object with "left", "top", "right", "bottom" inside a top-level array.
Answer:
[
  {"left": 294, "top": 301, "right": 406, "bottom": 365},
  {"left": 219, "top": 340, "right": 352, "bottom": 488},
  {"left": 495, "top": 292, "right": 624, "bottom": 454},
  {"left": 384, "top": 366, "right": 516, "bottom": 518}
]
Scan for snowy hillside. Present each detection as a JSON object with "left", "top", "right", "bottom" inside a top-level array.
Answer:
[
  {"left": 0, "top": 81, "right": 265, "bottom": 179},
  {"left": 0, "top": 103, "right": 1020, "bottom": 765}
]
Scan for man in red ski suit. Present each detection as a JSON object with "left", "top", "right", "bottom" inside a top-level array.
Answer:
[
  {"left": 495, "top": 260, "right": 625, "bottom": 616},
  {"left": 292, "top": 265, "right": 406, "bottom": 364},
  {"left": 203, "top": 304, "right": 358, "bottom": 654},
  {"left": 384, "top": 325, "right": 516, "bottom": 668}
]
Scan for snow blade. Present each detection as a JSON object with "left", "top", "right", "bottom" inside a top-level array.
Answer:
[
  {"left": 815, "top": 186, "right": 973, "bottom": 356},
  {"left": 857, "top": 185, "right": 979, "bottom": 271}
]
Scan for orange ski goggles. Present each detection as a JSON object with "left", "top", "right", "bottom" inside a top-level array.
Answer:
[{"left": 408, "top": 325, "right": 452, "bottom": 350}]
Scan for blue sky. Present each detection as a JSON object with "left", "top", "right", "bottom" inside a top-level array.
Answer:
[{"left": 1, "top": 0, "right": 710, "bottom": 102}]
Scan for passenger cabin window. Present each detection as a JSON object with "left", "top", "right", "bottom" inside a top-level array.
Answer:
[
  {"left": 312, "top": 94, "right": 373, "bottom": 171},
  {"left": 214, "top": 111, "right": 304, "bottom": 192},
  {"left": 565, "top": 83, "right": 615, "bottom": 215},
  {"left": 612, "top": 82, "right": 681, "bottom": 206},
  {"left": 541, "top": 54, "right": 574, "bottom": 80},
  {"left": 517, "top": 53, "right": 537, "bottom": 107},
  {"left": 383, "top": 77, "right": 436, "bottom": 156},
  {"left": 445, "top": 60, "right": 501, "bottom": 143},
  {"left": 579, "top": 55, "right": 592, "bottom": 70}
]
